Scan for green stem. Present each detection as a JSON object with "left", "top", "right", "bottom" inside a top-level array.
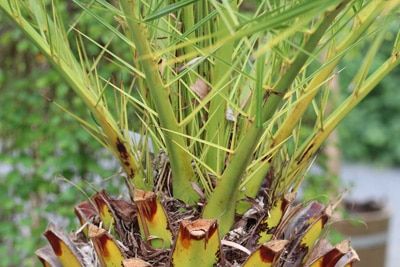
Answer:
[
  {"left": 202, "top": 0, "right": 350, "bottom": 236},
  {"left": 290, "top": 44, "right": 400, "bottom": 189},
  {"left": 205, "top": 1, "right": 237, "bottom": 174},
  {"left": 119, "top": 0, "right": 199, "bottom": 204},
  {"left": 244, "top": 0, "right": 385, "bottom": 201},
  {"left": 203, "top": 124, "right": 263, "bottom": 235}
]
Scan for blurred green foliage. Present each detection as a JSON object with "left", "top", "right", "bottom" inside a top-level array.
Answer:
[
  {"left": 339, "top": 25, "right": 400, "bottom": 166},
  {"left": 0, "top": 5, "right": 124, "bottom": 265},
  {"left": 0, "top": 2, "right": 398, "bottom": 266}
]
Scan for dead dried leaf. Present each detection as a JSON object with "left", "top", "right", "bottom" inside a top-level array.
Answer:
[{"left": 190, "top": 78, "right": 210, "bottom": 100}]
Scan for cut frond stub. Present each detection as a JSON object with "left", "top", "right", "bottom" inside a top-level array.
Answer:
[
  {"left": 134, "top": 189, "right": 173, "bottom": 248},
  {"left": 35, "top": 245, "right": 62, "bottom": 267},
  {"left": 42, "top": 222, "right": 84, "bottom": 267},
  {"left": 243, "top": 239, "right": 289, "bottom": 267},
  {"left": 170, "top": 219, "right": 221, "bottom": 266},
  {"left": 89, "top": 223, "right": 126, "bottom": 267}
]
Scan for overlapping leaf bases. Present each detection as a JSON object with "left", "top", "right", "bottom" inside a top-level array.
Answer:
[
  {"left": 2, "top": 0, "right": 399, "bottom": 266},
  {"left": 36, "top": 182, "right": 358, "bottom": 266}
]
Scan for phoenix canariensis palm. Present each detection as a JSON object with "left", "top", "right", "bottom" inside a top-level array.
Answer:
[{"left": 1, "top": 0, "right": 400, "bottom": 266}]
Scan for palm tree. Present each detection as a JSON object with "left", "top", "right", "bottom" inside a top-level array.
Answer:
[{"left": 1, "top": 0, "right": 399, "bottom": 266}]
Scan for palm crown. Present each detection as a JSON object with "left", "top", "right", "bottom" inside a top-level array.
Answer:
[{"left": 1, "top": 0, "right": 400, "bottom": 266}]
